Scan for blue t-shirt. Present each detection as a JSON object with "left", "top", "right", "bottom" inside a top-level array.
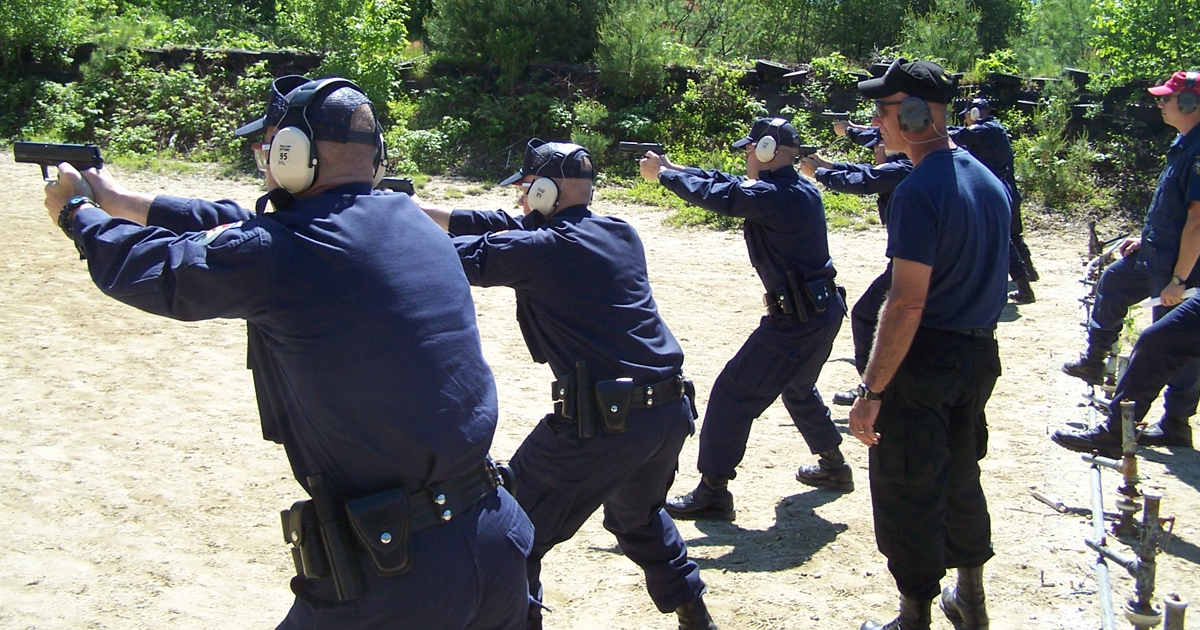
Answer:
[{"left": 885, "top": 148, "right": 1011, "bottom": 329}]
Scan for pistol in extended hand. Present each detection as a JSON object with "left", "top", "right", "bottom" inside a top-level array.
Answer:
[
  {"left": 797, "top": 145, "right": 819, "bottom": 158},
  {"left": 377, "top": 176, "right": 415, "bottom": 195},
  {"left": 617, "top": 141, "right": 665, "bottom": 157},
  {"left": 821, "top": 111, "right": 851, "bottom": 121},
  {"left": 13, "top": 142, "right": 105, "bottom": 181}
]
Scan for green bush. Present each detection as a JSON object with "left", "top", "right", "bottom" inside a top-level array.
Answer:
[
  {"left": 1011, "top": 82, "right": 1101, "bottom": 215},
  {"left": 823, "top": 191, "right": 878, "bottom": 230}
]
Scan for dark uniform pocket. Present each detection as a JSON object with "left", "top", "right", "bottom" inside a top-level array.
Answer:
[{"left": 874, "top": 342, "right": 965, "bottom": 486}]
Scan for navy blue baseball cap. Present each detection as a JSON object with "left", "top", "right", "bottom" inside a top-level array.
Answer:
[
  {"left": 499, "top": 139, "right": 594, "bottom": 185},
  {"left": 731, "top": 117, "right": 800, "bottom": 150},
  {"left": 858, "top": 59, "right": 959, "bottom": 104},
  {"left": 958, "top": 98, "right": 991, "bottom": 116},
  {"left": 235, "top": 74, "right": 311, "bottom": 137}
]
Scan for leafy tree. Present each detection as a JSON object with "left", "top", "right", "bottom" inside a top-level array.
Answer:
[
  {"left": 0, "top": 0, "right": 87, "bottom": 68},
  {"left": 277, "top": 0, "right": 409, "bottom": 104},
  {"left": 897, "top": 0, "right": 981, "bottom": 72},
  {"left": 1092, "top": 0, "right": 1200, "bottom": 82},
  {"left": 1010, "top": 0, "right": 1099, "bottom": 75},
  {"left": 595, "top": 0, "right": 683, "bottom": 97},
  {"left": 427, "top": 0, "right": 606, "bottom": 89},
  {"left": 970, "top": 0, "right": 1023, "bottom": 53}
]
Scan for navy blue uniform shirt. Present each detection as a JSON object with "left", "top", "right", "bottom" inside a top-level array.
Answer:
[
  {"left": 950, "top": 117, "right": 1022, "bottom": 202},
  {"left": 71, "top": 184, "right": 500, "bottom": 499},
  {"left": 658, "top": 166, "right": 835, "bottom": 290},
  {"left": 1137, "top": 124, "right": 1200, "bottom": 283},
  {"left": 815, "top": 157, "right": 914, "bottom": 224},
  {"left": 886, "top": 148, "right": 1011, "bottom": 329},
  {"left": 447, "top": 205, "right": 684, "bottom": 384}
]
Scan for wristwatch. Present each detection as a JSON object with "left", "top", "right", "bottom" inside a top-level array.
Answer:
[
  {"left": 1170, "top": 275, "right": 1185, "bottom": 286},
  {"left": 59, "top": 195, "right": 95, "bottom": 240},
  {"left": 856, "top": 382, "right": 883, "bottom": 401}
]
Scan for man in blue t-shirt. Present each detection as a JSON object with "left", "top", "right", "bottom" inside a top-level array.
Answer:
[{"left": 848, "top": 59, "right": 1010, "bottom": 630}]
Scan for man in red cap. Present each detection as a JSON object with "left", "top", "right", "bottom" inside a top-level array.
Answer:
[{"left": 1056, "top": 70, "right": 1200, "bottom": 455}]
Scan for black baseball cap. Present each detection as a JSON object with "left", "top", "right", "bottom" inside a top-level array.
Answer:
[
  {"left": 858, "top": 59, "right": 959, "bottom": 104},
  {"left": 958, "top": 97, "right": 991, "bottom": 116},
  {"left": 731, "top": 117, "right": 800, "bottom": 150},
  {"left": 499, "top": 139, "right": 595, "bottom": 186},
  {"left": 234, "top": 75, "right": 311, "bottom": 137}
]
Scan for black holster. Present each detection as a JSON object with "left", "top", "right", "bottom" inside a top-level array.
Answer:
[{"left": 280, "top": 475, "right": 364, "bottom": 602}]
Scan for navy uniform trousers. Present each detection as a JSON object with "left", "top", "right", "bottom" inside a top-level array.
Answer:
[
  {"left": 1088, "top": 255, "right": 1200, "bottom": 421},
  {"left": 278, "top": 489, "right": 532, "bottom": 630},
  {"left": 851, "top": 264, "right": 893, "bottom": 376},
  {"left": 697, "top": 298, "right": 845, "bottom": 480},
  {"left": 510, "top": 396, "right": 705, "bottom": 626},
  {"left": 870, "top": 328, "right": 1000, "bottom": 601},
  {"left": 1113, "top": 293, "right": 1200, "bottom": 424}
]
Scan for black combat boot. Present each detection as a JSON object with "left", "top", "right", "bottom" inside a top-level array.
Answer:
[
  {"left": 940, "top": 565, "right": 989, "bottom": 630},
  {"left": 1139, "top": 415, "right": 1194, "bottom": 448},
  {"left": 1008, "top": 278, "right": 1035, "bottom": 304},
  {"left": 1062, "top": 353, "right": 1106, "bottom": 386},
  {"left": 665, "top": 477, "right": 735, "bottom": 520},
  {"left": 1050, "top": 422, "right": 1123, "bottom": 459},
  {"left": 675, "top": 596, "right": 720, "bottom": 630},
  {"left": 861, "top": 594, "right": 933, "bottom": 630},
  {"left": 832, "top": 387, "right": 857, "bottom": 407},
  {"left": 795, "top": 447, "right": 854, "bottom": 492}
]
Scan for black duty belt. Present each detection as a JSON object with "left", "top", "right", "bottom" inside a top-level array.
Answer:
[
  {"left": 281, "top": 460, "right": 504, "bottom": 596},
  {"left": 764, "top": 275, "right": 839, "bottom": 320},
  {"left": 407, "top": 460, "right": 504, "bottom": 531},
  {"left": 941, "top": 327, "right": 996, "bottom": 340},
  {"left": 552, "top": 370, "right": 695, "bottom": 437}
]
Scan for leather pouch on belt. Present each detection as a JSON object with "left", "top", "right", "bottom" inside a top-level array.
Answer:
[
  {"left": 282, "top": 499, "right": 329, "bottom": 578},
  {"left": 594, "top": 377, "right": 634, "bottom": 433},
  {"left": 344, "top": 489, "right": 413, "bottom": 577},
  {"left": 803, "top": 279, "right": 830, "bottom": 316}
]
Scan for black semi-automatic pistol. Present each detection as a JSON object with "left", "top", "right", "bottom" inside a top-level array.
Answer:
[{"left": 13, "top": 142, "right": 105, "bottom": 181}]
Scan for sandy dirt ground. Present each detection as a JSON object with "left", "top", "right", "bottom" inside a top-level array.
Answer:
[{"left": 2, "top": 150, "right": 1198, "bottom": 630}]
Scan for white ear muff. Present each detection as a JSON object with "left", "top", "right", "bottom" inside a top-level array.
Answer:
[
  {"left": 526, "top": 177, "right": 559, "bottom": 217},
  {"left": 969, "top": 107, "right": 981, "bottom": 121},
  {"left": 755, "top": 134, "right": 778, "bottom": 162},
  {"left": 270, "top": 126, "right": 317, "bottom": 193}
]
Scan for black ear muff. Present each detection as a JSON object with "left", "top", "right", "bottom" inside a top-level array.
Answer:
[
  {"left": 526, "top": 177, "right": 559, "bottom": 217},
  {"left": 898, "top": 97, "right": 932, "bottom": 134},
  {"left": 270, "top": 125, "right": 317, "bottom": 193},
  {"left": 1180, "top": 72, "right": 1199, "bottom": 114}
]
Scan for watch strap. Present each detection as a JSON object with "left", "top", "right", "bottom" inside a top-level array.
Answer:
[{"left": 856, "top": 382, "right": 883, "bottom": 401}]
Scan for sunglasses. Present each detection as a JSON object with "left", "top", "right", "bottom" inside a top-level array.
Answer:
[
  {"left": 874, "top": 98, "right": 906, "bottom": 117},
  {"left": 251, "top": 143, "right": 270, "bottom": 173}
]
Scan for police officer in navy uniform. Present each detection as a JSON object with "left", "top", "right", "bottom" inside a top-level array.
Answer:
[
  {"left": 951, "top": 97, "right": 1038, "bottom": 303},
  {"left": 800, "top": 141, "right": 914, "bottom": 407},
  {"left": 639, "top": 117, "right": 852, "bottom": 519},
  {"left": 417, "top": 140, "right": 719, "bottom": 630},
  {"left": 43, "top": 77, "right": 533, "bottom": 630},
  {"left": 849, "top": 59, "right": 1008, "bottom": 630},
  {"left": 1055, "top": 70, "right": 1200, "bottom": 454}
]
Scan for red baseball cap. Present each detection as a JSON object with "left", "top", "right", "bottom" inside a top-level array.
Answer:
[{"left": 1148, "top": 71, "right": 1200, "bottom": 97}]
